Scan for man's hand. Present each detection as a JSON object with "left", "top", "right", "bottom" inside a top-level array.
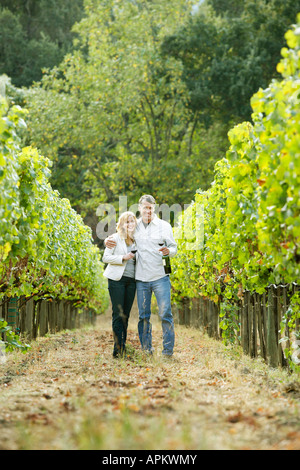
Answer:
[
  {"left": 104, "top": 236, "right": 117, "bottom": 249},
  {"left": 159, "top": 246, "right": 170, "bottom": 256}
]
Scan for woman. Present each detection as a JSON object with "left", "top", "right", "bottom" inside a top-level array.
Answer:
[{"left": 102, "top": 211, "right": 137, "bottom": 357}]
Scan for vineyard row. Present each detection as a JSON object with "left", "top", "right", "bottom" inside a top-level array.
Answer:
[
  {"left": 0, "top": 296, "right": 96, "bottom": 342},
  {"left": 173, "top": 283, "right": 300, "bottom": 369}
]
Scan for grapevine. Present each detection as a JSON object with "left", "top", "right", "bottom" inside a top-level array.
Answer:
[
  {"left": 0, "top": 97, "right": 109, "bottom": 323},
  {"left": 172, "top": 16, "right": 300, "bottom": 357}
]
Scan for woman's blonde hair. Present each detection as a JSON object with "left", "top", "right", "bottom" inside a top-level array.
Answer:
[{"left": 117, "top": 211, "right": 137, "bottom": 245}]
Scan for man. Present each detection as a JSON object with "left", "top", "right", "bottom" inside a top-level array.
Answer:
[{"left": 105, "top": 195, "right": 177, "bottom": 356}]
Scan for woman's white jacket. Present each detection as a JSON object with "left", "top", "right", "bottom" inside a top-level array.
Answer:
[{"left": 102, "top": 233, "right": 134, "bottom": 281}]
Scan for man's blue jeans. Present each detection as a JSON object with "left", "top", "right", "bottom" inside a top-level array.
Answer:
[{"left": 136, "top": 275, "right": 175, "bottom": 356}]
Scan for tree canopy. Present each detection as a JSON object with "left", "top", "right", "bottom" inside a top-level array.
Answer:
[
  {"left": 25, "top": 1, "right": 221, "bottom": 221},
  {"left": 0, "top": 0, "right": 84, "bottom": 87},
  {"left": 19, "top": 0, "right": 300, "bottom": 242},
  {"left": 162, "top": 0, "right": 300, "bottom": 123}
]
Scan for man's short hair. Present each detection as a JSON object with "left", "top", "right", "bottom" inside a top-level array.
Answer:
[{"left": 139, "top": 194, "right": 156, "bottom": 205}]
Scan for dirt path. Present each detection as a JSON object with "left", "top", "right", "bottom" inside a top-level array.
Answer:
[{"left": 0, "top": 302, "right": 299, "bottom": 450}]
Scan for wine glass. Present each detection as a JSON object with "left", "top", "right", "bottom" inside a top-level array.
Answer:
[
  {"left": 131, "top": 243, "right": 137, "bottom": 254},
  {"left": 158, "top": 240, "right": 165, "bottom": 255}
]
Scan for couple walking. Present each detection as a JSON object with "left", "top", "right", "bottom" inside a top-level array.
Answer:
[{"left": 103, "top": 194, "right": 177, "bottom": 358}]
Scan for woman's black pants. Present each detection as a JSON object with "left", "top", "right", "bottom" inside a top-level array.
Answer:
[{"left": 108, "top": 276, "right": 136, "bottom": 357}]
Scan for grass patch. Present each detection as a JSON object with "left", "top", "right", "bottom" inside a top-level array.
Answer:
[{"left": 0, "top": 315, "right": 299, "bottom": 450}]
